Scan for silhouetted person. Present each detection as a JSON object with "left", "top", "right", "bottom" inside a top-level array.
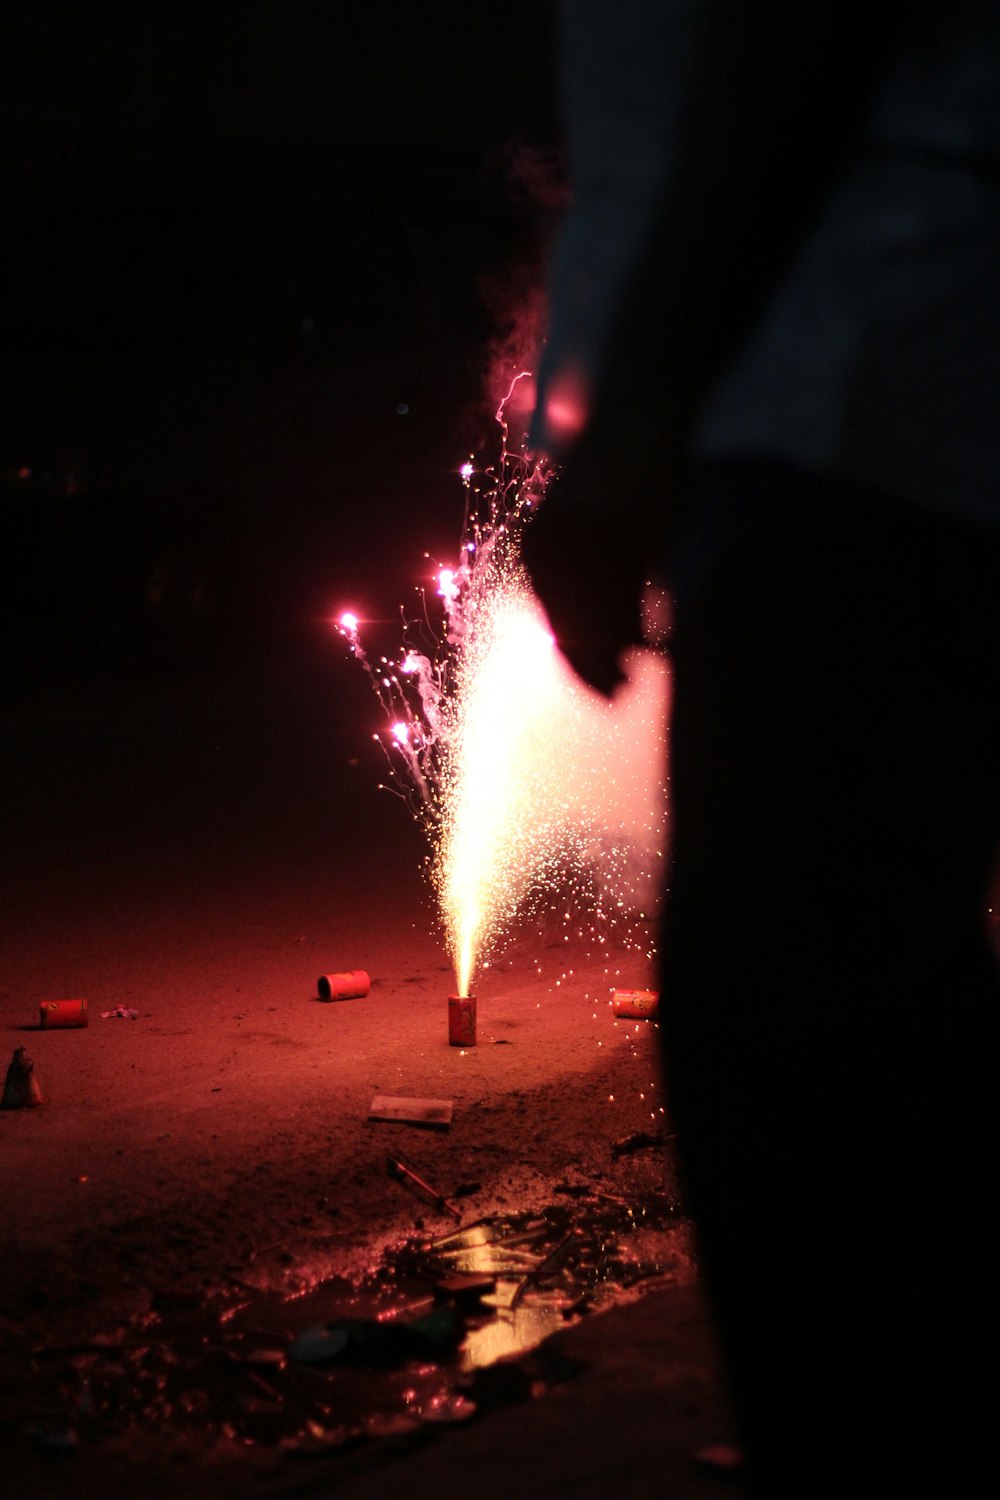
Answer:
[{"left": 526, "top": 3, "right": 1000, "bottom": 1495}]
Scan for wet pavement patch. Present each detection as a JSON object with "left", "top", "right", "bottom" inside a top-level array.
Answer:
[{"left": 4, "top": 1191, "right": 691, "bottom": 1468}]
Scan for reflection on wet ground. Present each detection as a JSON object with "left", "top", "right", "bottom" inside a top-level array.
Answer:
[{"left": 8, "top": 1189, "right": 692, "bottom": 1464}]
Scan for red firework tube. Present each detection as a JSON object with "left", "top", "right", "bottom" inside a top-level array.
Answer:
[
  {"left": 39, "top": 998, "right": 89, "bottom": 1029},
  {"left": 448, "top": 995, "right": 477, "bottom": 1047},
  {"left": 611, "top": 989, "right": 659, "bottom": 1018},
  {"left": 317, "top": 970, "right": 370, "bottom": 1001}
]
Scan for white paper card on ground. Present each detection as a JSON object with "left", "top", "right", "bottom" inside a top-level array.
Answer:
[{"left": 368, "top": 1094, "right": 454, "bottom": 1127}]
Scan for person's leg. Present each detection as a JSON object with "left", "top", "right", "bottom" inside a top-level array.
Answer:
[{"left": 660, "top": 467, "right": 1000, "bottom": 1496}]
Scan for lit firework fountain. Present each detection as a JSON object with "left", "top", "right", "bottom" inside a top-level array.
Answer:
[{"left": 338, "top": 373, "right": 667, "bottom": 1030}]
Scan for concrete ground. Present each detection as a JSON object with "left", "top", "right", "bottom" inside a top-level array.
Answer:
[{"left": 1, "top": 644, "right": 744, "bottom": 1499}]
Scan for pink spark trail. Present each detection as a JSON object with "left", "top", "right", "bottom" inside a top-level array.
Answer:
[{"left": 337, "top": 373, "right": 667, "bottom": 1000}]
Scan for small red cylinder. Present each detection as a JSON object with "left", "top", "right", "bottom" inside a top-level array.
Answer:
[
  {"left": 611, "top": 988, "right": 659, "bottom": 1019},
  {"left": 40, "top": 998, "right": 89, "bottom": 1029},
  {"left": 317, "top": 970, "right": 370, "bottom": 1001},
  {"left": 448, "top": 995, "right": 476, "bottom": 1047}
]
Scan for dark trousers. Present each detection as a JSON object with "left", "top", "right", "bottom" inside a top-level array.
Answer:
[{"left": 660, "top": 465, "right": 1000, "bottom": 1497}]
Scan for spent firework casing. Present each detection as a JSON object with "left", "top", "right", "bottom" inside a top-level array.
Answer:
[
  {"left": 39, "top": 998, "right": 89, "bottom": 1029},
  {"left": 448, "top": 996, "right": 477, "bottom": 1047},
  {"left": 611, "top": 989, "right": 659, "bottom": 1019},
  {"left": 317, "top": 970, "right": 370, "bottom": 1001}
]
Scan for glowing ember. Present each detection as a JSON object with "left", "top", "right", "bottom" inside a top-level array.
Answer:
[
  {"left": 337, "top": 373, "right": 666, "bottom": 997},
  {"left": 437, "top": 568, "right": 460, "bottom": 604}
]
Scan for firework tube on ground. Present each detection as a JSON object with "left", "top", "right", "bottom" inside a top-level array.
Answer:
[
  {"left": 612, "top": 988, "right": 659, "bottom": 1018},
  {"left": 40, "top": 999, "right": 89, "bottom": 1029},
  {"left": 317, "top": 971, "right": 370, "bottom": 1002},
  {"left": 448, "top": 995, "right": 477, "bottom": 1047}
]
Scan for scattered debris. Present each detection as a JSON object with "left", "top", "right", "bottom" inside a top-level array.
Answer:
[
  {"left": 418, "top": 1390, "right": 476, "bottom": 1424},
  {"left": 288, "top": 1323, "right": 350, "bottom": 1365},
  {"left": 5, "top": 1192, "right": 691, "bottom": 1463},
  {"left": 369, "top": 1095, "right": 453, "bottom": 1128},
  {"left": 317, "top": 970, "right": 370, "bottom": 1001},
  {"left": 435, "top": 1273, "right": 496, "bottom": 1306},
  {"left": 394, "top": 1214, "right": 559, "bottom": 1287},
  {"left": 452, "top": 1180, "right": 482, "bottom": 1199},
  {"left": 555, "top": 1182, "right": 593, "bottom": 1198},
  {"left": 39, "top": 998, "right": 88, "bottom": 1029},
  {"left": 480, "top": 1279, "right": 524, "bottom": 1311},
  {"left": 2, "top": 1046, "right": 43, "bottom": 1108},
  {"left": 243, "top": 1349, "right": 287, "bottom": 1370},
  {"left": 101, "top": 1006, "right": 139, "bottom": 1020},
  {"left": 611, "top": 1130, "right": 668, "bottom": 1160},
  {"left": 290, "top": 1305, "right": 463, "bottom": 1370},
  {"left": 387, "top": 1153, "right": 461, "bottom": 1218}
]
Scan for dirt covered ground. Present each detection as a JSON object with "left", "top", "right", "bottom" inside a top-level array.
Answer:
[{"left": 1, "top": 648, "right": 710, "bottom": 1497}]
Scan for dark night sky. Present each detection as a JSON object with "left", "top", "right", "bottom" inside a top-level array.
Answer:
[
  {"left": 2, "top": 3, "right": 556, "bottom": 151},
  {"left": 1, "top": 2, "right": 560, "bottom": 681}
]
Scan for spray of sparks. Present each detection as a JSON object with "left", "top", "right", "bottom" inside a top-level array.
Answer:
[{"left": 338, "top": 374, "right": 667, "bottom": 997}]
